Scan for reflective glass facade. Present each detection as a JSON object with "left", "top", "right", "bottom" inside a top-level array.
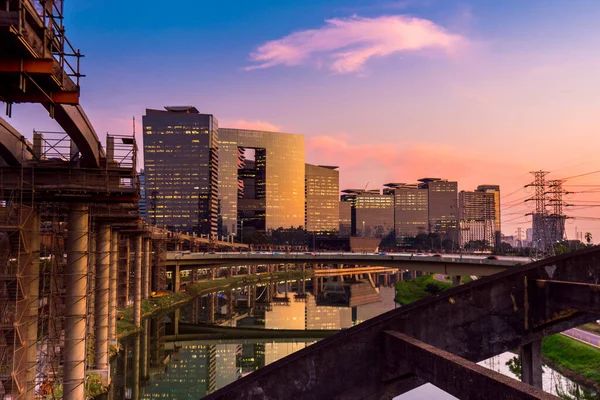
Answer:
[
  {"left": 143, "top": 107, "right": 218, "bottom": 236},
  {"left": 218, "top": 128, "right": 305, "bottom": 235},
  {"left": 384, "top": 183, "right": 429, "bottom": 238},
  {"left": 341, "top": 190, "right": 394, "bottom": 238},
  {"left": 459, "top": 185, "right": 500, "bottom": 247},
  {"left": 305, "top": 164, "right": 339, "bottom": 232},
  {"left": 418, "top": 178, "right": 458, "bottom": 237}
]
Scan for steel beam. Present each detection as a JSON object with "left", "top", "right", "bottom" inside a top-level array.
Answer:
[
  {"left": 63, "top": 203, "right": 89, "bottom": 400},
  {"left": 0, "top": 58, "right": 54, "bottom": 73},
  {"left": 44, "top": 104, "right": 103, "bottom": 168},
  {"left": 383, "top": 331, "right": 554, "bottom": 400},
  {"left": 94, "top": 223, "right": 110, "bottom": 370}
]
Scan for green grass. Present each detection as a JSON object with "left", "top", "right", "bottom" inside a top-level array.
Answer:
[
  {"left": 542, "top": 335, "right": 600, "bottom": 385},
  {"left": 395, "top": 274, "right": 451, "bottom": 304}
]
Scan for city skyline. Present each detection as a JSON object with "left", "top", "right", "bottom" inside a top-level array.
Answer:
[{"left": 4, "top": 0, "right": 600, "bottom": 240}]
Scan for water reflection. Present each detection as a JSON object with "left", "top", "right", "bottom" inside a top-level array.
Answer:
[
  {"left": 107, "top": 274, "right": 396, "bottom": 399},
  {"left": 105, "top": 274, "right": 592, "bottom": 400}
]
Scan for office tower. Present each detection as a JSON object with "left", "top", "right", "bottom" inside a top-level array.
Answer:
[
  {"left": 458, "top": 185, "right": 500, "bottom": 248},
  {"left": 218, "top": 128, "right": 305, "bottom": 236},
  {"left": 305, "top": 164, "right": 339, "bottom": 232},
  {"left": 418, "top": 178, "right": 458, "bottom": 238},
  {"left": 143, "top": 106, "right": 218, "bottom": 236},
  {"left": 340, "top": 189, "right": 394, "bottom": 238},
  {"left": 339, "top": 201, "right": 352, "bottom": 237},
  {"left": 383, "top": 183, "right": 429, "bottom": 239}
]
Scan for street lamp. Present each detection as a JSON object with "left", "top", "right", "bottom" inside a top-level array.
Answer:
[{"left": 362, "top": 221, "right": 366, "bottom": 237}]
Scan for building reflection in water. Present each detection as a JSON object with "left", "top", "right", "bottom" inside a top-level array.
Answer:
[{"left": 106, "top": 273, "right": 398, "bottom": 399}]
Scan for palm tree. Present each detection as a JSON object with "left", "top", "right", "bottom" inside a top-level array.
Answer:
[{"left": 585, "top": 232, "right": 592, "bottom": 245}]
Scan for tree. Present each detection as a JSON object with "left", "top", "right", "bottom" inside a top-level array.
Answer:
[{"left": 585, "top": 232, "right": 593, "bottom": 245}]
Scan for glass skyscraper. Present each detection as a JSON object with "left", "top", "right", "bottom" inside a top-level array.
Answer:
[
  {"left": 305, "top": 164, "right": 339, "bottom": 232},
  {"left": 218, "top": 128, "right": 305, "bottom": 236},
  {"left": 143, "top": 106, "right": 219, "bottom": 236}
]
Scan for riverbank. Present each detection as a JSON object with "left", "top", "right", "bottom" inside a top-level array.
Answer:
[
  {"left": 116, "top": 269, "right": 314, "bottom": 340},
  {"left": 394, "top": 274, "right": 472, "bottom": 304},
  {"left": 395, "top": 274, "right": 600, "bottom": 390},
  {"left": 542, "top": 335, "right": 600, "bottom": 391}
]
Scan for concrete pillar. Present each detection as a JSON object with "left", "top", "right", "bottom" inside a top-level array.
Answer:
[
  {"left": 208, "top": 293, "right": 216, "bottom": 324},
  {"left": 142, "top": 237, "right": 150, "bottom": 299},
  {"left": 174, "top": 309, "right": 180, "bottom": 337},
  {"left": 132, "top": 333, "right": 140, "bottom": 400},
  {"left": 312, "top": 276, "right": 318, "bottom": 296},
  {"left": 174, "top": 262, "right": 181, "bottom": 292},
  {"left": 94, "top": 223, "right": 111, "bottom": 371},
  {"left": 452, "top": 275, "right": 463, "bottom": 287},
  {"left": 63, "top": 203, "right": 89, "bottom": 400},
  {"left": 520, "top": 340, "right": 543, "bottom": 389},
  {"left": 87, "top": 229, "right": 96, "bottom": 366},
  {"left": 133, "top": 234, "right": 143, "bottom": 328},
  {"left": 108, "top": 229, "right": 118, "bottom": 343},
  {"left": 141, "top": 320, "right": 149, "bottom": 380},
  {"left": 229, "top": 266, "right": 234, "bottom": 277},
  {"left": 25, "top": 207, "right": 40, "bottom": 400}
]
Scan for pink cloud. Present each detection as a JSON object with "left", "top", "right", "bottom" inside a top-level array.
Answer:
[
  {"left": 246, "top": 15, "right": 465, "bottom": 73},
  {"left": 223, "top": 120, "right": 281, "bottom": 132},
  {"left": 306, "top": 135, "right": 530, "bottom": 192}
]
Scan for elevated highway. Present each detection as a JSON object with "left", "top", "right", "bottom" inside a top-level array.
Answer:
[{"left": 165, "top": 252, "right": 525, "bottom": 277}]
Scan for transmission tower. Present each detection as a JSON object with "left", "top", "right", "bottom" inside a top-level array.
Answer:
[
  {"left": 525, "top": 171, "right": 550, "bottom": 256},
  {"left": 546, "top": 180, "right": 571, "bottom": 244}
]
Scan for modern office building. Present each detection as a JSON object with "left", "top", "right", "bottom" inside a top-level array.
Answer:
[
  {"left": 458, "top": 185, "right": 500, "bottom": 247},
  {"left": 383, "top": 183, "right": 429, "bottom": 238},
  {"left": 218, "top": 128, "right": 305, "bottom": 237},
  {"left": 305, "top": 164, "right": 339, "bottom": 232},
  {"left": 339, "top": 201, "right": 352, "bottom": 237},
  {"left": 418, "top": 178, "right": 458, "bottom": 238},
  {"left": 143, "top": 106, "right": 219, "bottom": 236},
  {"left": 340, "top": 189, "right": 394, "bottom": 238}
]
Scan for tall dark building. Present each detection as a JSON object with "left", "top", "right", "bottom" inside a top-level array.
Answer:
[
  {"left": 340, "top": 189, "right": 394, "bottom": 238},
  {"left": 143, "top": 106, "right": 218, "bottom": 237},
  {"left": 418, "top": 178, "right": 458, "bottom": 238}
]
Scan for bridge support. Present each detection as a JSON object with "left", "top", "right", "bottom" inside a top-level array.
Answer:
[
  {"left": 141, "top": 320, "right": 149, "bottom": 380},
  {"left": 452, "top": 275, "right": 463, "bottom": 286},
  {"left": 142, "top": 237, "right": 150, "bottom": 299},
  {"left": 133, "top": 234, "right": 142, "bottom": 328},
  {"left": 24, "top": 207, "right": 40, "bottom": 400},
  {"left": 520, "top": 340, "right": 543, "bottom": 389},
  {"left": 94, "top": 223, "right": 110, "bottom": 372},
  {"left": 174, "top": 260, "right": 181, "bottom": 292},
  {"left": 63, "top": 203, "right": 89, "bottom": 400},
  {"left": 109, "top": 229, "right": 118, "bottom": 343}
]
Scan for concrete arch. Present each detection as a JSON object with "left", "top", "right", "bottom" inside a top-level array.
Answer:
[{"left": 0, "top": 116, "right": 33, "bottom": 166}]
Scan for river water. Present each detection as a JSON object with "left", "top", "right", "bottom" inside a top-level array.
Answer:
[{"left": 106, "top": 275, "right": 593, "bottom": 399}]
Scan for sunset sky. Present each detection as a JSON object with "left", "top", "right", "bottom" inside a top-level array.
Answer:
[{"left": 7, "top": 0, "right": 600, "bottom": 241}]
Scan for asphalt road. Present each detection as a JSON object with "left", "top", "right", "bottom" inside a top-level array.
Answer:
[{"left": 562, "top": 327, "right": 600, "bottom": 349}]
